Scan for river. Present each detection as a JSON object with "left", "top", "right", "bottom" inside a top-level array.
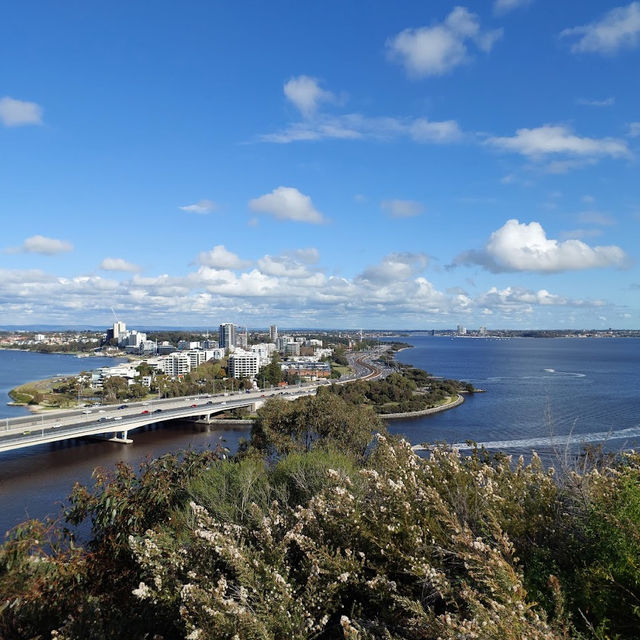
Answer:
[{"left": 1, "top": 338, "right": 639, "bottom": 537}]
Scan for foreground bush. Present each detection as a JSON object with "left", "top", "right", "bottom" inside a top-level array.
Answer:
[{"left": 1, "top": 396, "right": 640, "bottom": 639}]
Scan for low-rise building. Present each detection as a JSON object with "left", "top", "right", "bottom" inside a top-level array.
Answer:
[
  {"left": 284, "top": 342, "right": 301, "bottom": 356},
  {"left": 178, "top": 340, "right": 201, "bottom": 350},
  {"left": 281, "top": 361, "right": 331, "bottom": 379}
]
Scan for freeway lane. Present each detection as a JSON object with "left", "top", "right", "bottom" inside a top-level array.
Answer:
[
  {"left": 0, "top": 387, "right": 321, "bottom": 452},
  {"left": 0, "top": 348, "right": 392, "bottom": 454},
  {"left": 1, "top": 385, "right": 321, "bottom": 435}
]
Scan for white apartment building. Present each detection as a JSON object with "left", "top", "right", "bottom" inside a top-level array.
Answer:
[
  {"left": 206, "top": 347, "right": 225, "bottom": 361},
  {"left": 228, "top": 350, "right": 259, "bottom": 379},
  {"left": 275, "top": 335, "right": 294, "bottom": 351},
  {"left": 127, "top": 330, "right": 147, "bottom": 347},
  {"left": 185, "top": 350, "right": 207, "bottom": 370},
  {"left": 159, "top": 353, "right": 191, "bottom": 377},
  {"left": 178, "top": 340, "right": 201, "bottom": 350},
  {"left": 250, "top": 342, "right": 276, "bottom": 366}
]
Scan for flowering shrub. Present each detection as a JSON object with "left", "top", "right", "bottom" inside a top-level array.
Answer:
[
  {"left": 127, "top": 438, "right": 565, "bottom": 639},
  {"left": 1, "top": 400, "right": 640, "bottom": 639}
]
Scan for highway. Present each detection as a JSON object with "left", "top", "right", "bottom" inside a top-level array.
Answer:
[
  {"left": 1, "top": 347, "right": 393, "bottom": 453},
  {"left": 0, "top": 386, "right": 319, "bottom": 453}
]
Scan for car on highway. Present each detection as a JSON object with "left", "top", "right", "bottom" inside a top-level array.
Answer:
[
  {"left": 153, "top": 409, "right": 162, "bottom": 413},
  {"left": 191, "top": 404, "right": 197, "bottom": 408},
  {"left": 141, "top": 410, "right": 150, "bottom": 415},
  {"left": 117, "top": 405, "right": 127, "bottom": 409}
]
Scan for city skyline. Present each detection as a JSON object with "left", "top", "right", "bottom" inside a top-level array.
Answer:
[{"left": 2, "top": 1, "right": 639, "bottom": 329}]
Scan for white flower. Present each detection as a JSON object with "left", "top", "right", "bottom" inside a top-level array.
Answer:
[{"left": 132, "top": 582, "right": 152, "bottom": 599}]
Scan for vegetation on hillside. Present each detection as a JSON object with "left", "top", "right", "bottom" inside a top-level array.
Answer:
[
  {"left": 322, "top": 365, "right": 475, "bottom": 414},
  {"left": 1, "top": 394, "right": 640, "bottom": 639}
]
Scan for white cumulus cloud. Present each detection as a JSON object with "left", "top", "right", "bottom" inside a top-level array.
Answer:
[
  {"left": 5, "top": 235, "right": 73, "bottom": 255},
  {"left": 0, "top": 96, "right": 43, "bottom": 127},
  {"left": 357, "top": 253, "right": 428, "bottom": 285},
  {"left": 179, "top": 199, "right": 217, "bottom": 214},
  {"left": 99, "top": 258, "right": 142, "bottom": 272},
  {"left": 486, "top": 124, "right": 630, "bottom": 159},
  {"left": 561, "top": 2, "right": 640, "bottom": 54},
  {"left": 380, "top": 199, "right": 425, "bottom": 218},
  {"left": 284, "top": 76, "right": 335, "bottom": 116},
  {"left": 387, "top": 6, "right": 502, "bottom": 77},
  {"left": 455, "top": 219, "right": 628, "bottom": 273},
  {"left": 196, "top": 245, "right": 251, "bottom": 269},
  {"left": 249, "top": 186, "right": 326, "bottom": 224}
]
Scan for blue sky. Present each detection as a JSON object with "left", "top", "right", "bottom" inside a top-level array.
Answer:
[{"left": 1, "top": 0, "right": 639, "bottom": 329}]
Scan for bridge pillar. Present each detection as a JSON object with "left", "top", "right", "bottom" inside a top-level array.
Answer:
[{"left": 109, "top": 429, "right": 133, "bottom": 444}]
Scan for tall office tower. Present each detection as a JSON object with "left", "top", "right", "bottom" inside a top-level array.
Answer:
[
  {"left": 219, "top": 323, "right": 237, "bottom": 349},
  {"left": 112, "top": 321, "right": 126, "bottom": 341},
  {"left": 269, "top": 324, "right": 278, "bottom": 342}
]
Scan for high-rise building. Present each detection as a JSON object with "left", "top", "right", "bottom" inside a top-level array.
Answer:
[
  {"left": 112, "top": 321, "right": 126, "bottom": 341},
  {"left": 219, "top": 323, "right": 236, "bottom": 349},
  {"left": 269, "top": 324, "right": 278, "bottom": 342}
]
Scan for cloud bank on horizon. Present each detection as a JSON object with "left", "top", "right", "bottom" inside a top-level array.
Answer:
[{"left": 1, "top": 1, "right": 639, "bottom": 328}]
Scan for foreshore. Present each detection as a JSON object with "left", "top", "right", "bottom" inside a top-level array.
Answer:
[{"left": 380, "top": 394, "right": 464, "bottom": 420}]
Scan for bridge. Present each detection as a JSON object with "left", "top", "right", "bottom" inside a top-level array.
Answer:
[
  {"left": 0, "top": 387, "right": 317, "bottom": 454},
  {"left": 0, "top": 347, "right": 393, "bottom": 455}
]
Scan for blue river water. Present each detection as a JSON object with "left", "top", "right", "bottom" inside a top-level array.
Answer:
[
  {"left": 1, "top": 338, "right": 638, "bottom": 536},
  {"left": 387, "top": 336, "right": 640, "bottom": 456},
  {"left": 0, "top": 349, "right": 126, "bottom": 418}
]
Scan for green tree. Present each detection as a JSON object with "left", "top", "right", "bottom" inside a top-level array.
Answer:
[
  {"left": 257, "top": 353, "right": 283, "bottom": 388},
  {"left": 101, "top": 376, "right": 129, "bottom": 402},
  {"left": 250, "top": 393, "right": 383, "bottom": 458}
]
